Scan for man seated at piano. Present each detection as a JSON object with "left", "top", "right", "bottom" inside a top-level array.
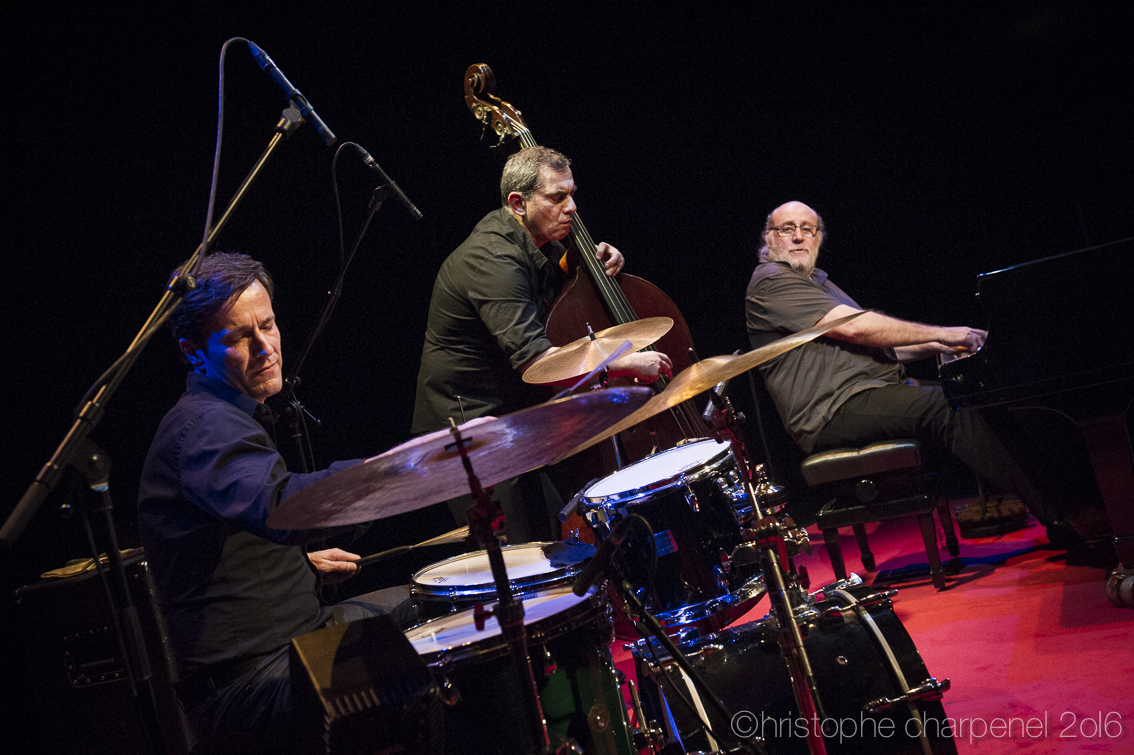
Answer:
[{"left": 745, "top": 200, "right": 1097, "bottom": 547}]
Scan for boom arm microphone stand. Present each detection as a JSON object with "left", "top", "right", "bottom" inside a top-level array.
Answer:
[
  {"left": 2, "top": 104, "right": 312, "bottom": 755},
  {"left": 275, "top": 142, "right": 420, "bottom": 472}
]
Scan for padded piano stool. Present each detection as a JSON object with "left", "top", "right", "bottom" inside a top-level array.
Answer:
[{"left": 802, "top": 439, "right": 962, "bottom": 590}]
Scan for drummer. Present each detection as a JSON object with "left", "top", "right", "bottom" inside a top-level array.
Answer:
[
  {"left": 411, "top": 145, "right": 672, "bottom": 543},
  {"left": 137, "top": 252, "right": 415, "bottom": 754}
]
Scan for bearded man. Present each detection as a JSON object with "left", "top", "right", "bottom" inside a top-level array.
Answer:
[{"left": 744, "top": 200, "right": 1084, "bottom": 541}]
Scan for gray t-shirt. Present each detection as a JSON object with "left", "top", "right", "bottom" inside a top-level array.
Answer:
[{"left": 745, "top": 261, "right": 904, "bottom": 453}]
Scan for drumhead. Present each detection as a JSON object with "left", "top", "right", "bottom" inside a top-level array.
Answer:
[
  {"left": 583, "top": 439, "right": 731, "bottom": 503},
  {"left": 411, "top": 541, "right": 593, "bottom": 599},
  {"left": 406, "top": 587, "right": 601, "bottom": 663}
]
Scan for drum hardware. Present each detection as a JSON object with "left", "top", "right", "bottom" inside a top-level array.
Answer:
[
  {"left": 607, "top": 569, "right": 767, "bottom": 755},
  {"left": 448, "top": 419, "right": 555, "bottom": 753},
  {"left": 863, "top": 678, "right": 951, "bottom": 714},
  {"left": 632, "top": 582, "right": 957, "bottom": 755},
  {"left": 735, "top": 515, "right": 831, "bottom": 755},
  {"left": 682, "top": 474, "right": 700, "bottom": 512}
]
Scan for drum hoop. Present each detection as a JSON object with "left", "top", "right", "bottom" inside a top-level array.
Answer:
[
  {"left": 410, "top": 542, "right": 582, "bottom": 599},
  {"left": 410, "top": 588, "right": 607, "bottom": 666},
  {"left": 581, "top": 440, "right": 735, "bottom": 506}
]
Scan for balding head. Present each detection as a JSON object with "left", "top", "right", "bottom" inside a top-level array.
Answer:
[{"left": 760, "top": 201, "right": 825, "bottom": 277}]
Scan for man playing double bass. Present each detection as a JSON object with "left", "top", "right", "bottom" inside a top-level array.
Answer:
[{"left": 412, "top": 146, "right": 672, "bottom": 543}]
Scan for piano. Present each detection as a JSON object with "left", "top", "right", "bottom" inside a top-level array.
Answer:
[{"left": 940, "top": 237, "right": 1134, "bottom": 605}]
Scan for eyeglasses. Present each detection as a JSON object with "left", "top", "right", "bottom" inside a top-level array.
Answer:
[{"left": 768, "top": 223, "right": 819, "bottom": 238}]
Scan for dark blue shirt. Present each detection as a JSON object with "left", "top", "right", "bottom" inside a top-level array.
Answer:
[{"left": 137, "top": 372, "right": 360, "bottom": 681}]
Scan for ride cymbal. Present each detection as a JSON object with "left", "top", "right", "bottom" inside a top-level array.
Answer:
[{"left": 266, "top": 386, "right": 654, "bottom": 530}]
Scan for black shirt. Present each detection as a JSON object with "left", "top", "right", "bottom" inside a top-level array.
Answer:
[{"left": 411, "top": 207, "right": 562, "bottom": 434}]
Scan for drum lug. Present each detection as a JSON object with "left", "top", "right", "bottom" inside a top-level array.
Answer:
[
  {"left": 436, "top": 663, "right": 462, "bottom": 707},
  {"left": 715, "top": 550, "right": 732, "bottom": 592},
  {"left": 586, "top": 702, "right": 614, "bottom": 733},
  {"left": 533, "top": 644, "right": 558, "bottom": 678},
  {"left": 863, "top": 676, "right": 952, "bottom": 713},
  {"left": 681, "top": 473, "right": 700, "bottom": 512}
]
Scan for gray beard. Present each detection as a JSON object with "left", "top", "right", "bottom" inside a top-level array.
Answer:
[{"left": 768, "top": 249, "right": 816, "bottom": 277}]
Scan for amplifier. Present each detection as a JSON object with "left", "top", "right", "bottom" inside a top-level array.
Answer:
[{"left": 13, "top": 550, "right": 193, "bottom": 755}]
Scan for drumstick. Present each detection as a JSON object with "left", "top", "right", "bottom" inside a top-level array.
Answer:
[{"left": 356, "top": 525, "right": 470, "bottom": 567}]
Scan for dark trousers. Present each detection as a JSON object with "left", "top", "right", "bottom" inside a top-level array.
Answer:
[
  {"left": 813, "top": 383, "right": 1059, "bottom": 525},
  {"left": 182, "top": 587, "right": 415, "bottom": 754}
]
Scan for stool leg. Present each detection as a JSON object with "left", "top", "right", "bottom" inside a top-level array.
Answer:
[
  {"left": 852, "top": 524, "right": 875, "bottom": 572},
  {"left": 917, "top": 512, "right": 946, "bottom": 590},
  {"left": 937, "top": 495, "right": 964, "bottom": 574},
  {"left": 822, "top": 528, "right": 848, "bottom": 581}
]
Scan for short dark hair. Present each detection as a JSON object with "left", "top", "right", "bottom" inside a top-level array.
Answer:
[
  {"left": 500, "top": 146, "right": 571, "bottom": 206},
  {"left": 168, "top": 252, "right": 274, "bottom": 345}
]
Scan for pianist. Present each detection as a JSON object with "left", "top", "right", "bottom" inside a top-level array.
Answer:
[{"left": 745, "top": 200, "right": 1069, "bottom": 539}]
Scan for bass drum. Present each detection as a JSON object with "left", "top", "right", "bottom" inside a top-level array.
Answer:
[
  {"left": 410, "top": 541, "right": 594, "bottom": 621},
  {"left": 632, "top": 581, "right": 957, "bottom": 755},
  {"left": 579, "top": 438, "right": 768, "bottom": 627},
  {"left": 405, "top": 588, "right": 634, "bottom": 755}
]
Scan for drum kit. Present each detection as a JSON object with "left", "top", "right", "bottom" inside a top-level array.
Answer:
[{"left": 268, "top": 312, "right": 954, "bottom": 755}]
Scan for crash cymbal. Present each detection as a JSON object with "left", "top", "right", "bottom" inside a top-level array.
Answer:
[
  {"left": 552, "top": 310, "right": 868, "bottom": 461},
  {"left": 523, "top": 317, "right": 674, "bottom": 384},
  {"left": 266, "top": 386, "right": 654, "bottom": 530}
]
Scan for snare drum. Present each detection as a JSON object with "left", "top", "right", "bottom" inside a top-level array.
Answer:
[
  {"left": 579, "top": 439, "right": 765, "bottom": 625},
  {"left": 411, "top": 541, "right": 594, "bottom": 620},
  {"left": 406, "top": 588, "right": 635, "bottom": 755},
  {"left": 633, "top": 581, "right": 957, "bottom": 754}
]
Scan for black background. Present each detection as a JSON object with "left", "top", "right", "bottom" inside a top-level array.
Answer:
[{"left": 2, "top": 2, "right": 1131, "bottom": 748}]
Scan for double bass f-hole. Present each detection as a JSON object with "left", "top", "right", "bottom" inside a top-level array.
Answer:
[{"left": 462, "top": 63, "right": 710, "bottom": 451}]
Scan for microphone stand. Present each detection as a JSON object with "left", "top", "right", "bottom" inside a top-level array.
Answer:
[
  {"left": 1, "top": 105, "right": 311, "bottom": 755},
  {"left": 276, "top": 184, "right": 391, "bottom": 472}
]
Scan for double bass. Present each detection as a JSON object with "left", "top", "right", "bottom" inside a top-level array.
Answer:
[{"left": 463, "top": 63, "right": 714, "bottom": 472}]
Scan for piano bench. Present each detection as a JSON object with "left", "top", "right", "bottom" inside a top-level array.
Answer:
[{"left": 802, "top": 440, "right": 961, "bottom": 590}]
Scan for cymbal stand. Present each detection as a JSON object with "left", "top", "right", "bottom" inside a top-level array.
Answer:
[
  {"left": 722, "top": 426, "right": 830, "bottom": 755},
  {"left": 446, "top": 422, "right": 554, "bottom": 754}
]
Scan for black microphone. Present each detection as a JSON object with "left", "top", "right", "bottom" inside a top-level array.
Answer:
[
  {"left": 353, "top": 144, "right": 423, "bottom": 221},
  {"left": 247, "top": 41, "right": 337, "bottom": 146},
  {"left": 573, "top": 516, "right": 634, "bottom": 596}
]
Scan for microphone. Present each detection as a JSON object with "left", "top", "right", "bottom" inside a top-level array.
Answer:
[
  {"left": 572, "top": 516, "right": 634, "bottom": 596},
  {"left": 353, "top": 144, "right": 424, "bottom": 221},
  {"left": 247, "top": 41, "right": 337, "bottom": 146}
]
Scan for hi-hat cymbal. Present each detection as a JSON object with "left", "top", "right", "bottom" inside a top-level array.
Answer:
[
  {"left": 552, "top": 310, "right": 868, "bottom": 462},
  {"left": 266, "top": 386, "right": 654, "bottom": 530},
  {"left": 522, "top": 317, "right": 674, "bottom": 385}
]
